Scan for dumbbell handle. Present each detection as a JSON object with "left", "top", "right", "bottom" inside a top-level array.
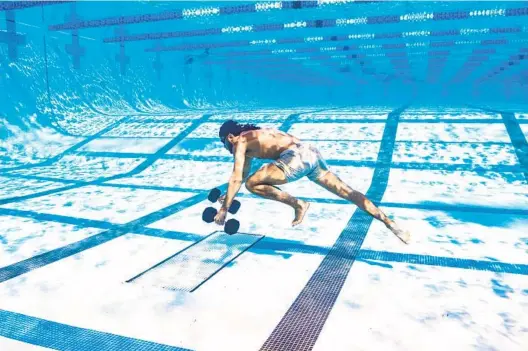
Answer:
[{"left": 215, "top": 194, "right": 239, "bottom": 214}]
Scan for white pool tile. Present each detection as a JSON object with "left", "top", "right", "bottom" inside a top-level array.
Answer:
[
  {"left": 8, "top": 156, "right": 144, "bottom": 182},
  {"left": 0, "top": 185, "right": 194, "bottom": 224}
]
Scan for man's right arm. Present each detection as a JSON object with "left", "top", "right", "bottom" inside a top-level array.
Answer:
[
  {"left": 219, "top": 157, "right": 252, "bottom": 205},
  {"left": 242, "top": 157, "right": 253, "bottom": 181}
]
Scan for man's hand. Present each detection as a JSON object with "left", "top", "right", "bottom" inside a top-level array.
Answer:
[{"left": 214, "top": 207, "right": 228, "bottom": 225}]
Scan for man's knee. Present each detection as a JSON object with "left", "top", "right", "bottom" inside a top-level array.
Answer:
[{"left": 245, "top": 175, "right": 259, "bottom": 192}]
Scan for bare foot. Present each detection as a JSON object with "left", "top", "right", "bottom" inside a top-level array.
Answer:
[
  {"left": 387, "top": 222, "right": 411, "bottom": 244},
  {"left": 292, "top": 200, "right": 310, "bottom": 226}
]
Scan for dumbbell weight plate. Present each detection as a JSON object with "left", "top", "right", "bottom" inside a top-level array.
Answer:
[
  {"left": 207, "top": 188, "right": 222, "bottom": 203},
  {"left": 224, "top": 219, "right": 240, "bottom": 235},
  {"left": 202, "top": 207, "right": 218, "bottom": 223},
  {"left": 228, "top": 200, "right": 241, "bottom": 214}
]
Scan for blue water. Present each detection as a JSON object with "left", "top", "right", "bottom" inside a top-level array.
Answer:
[
  {"left": 1, "top": 2, "right": 528, "bottom": 351},
  {"left": 1, "top": 2, "right": 527, "bottom": 137},
  {"left": 0, "top": 1, "right": 526, "bottom": 167}
]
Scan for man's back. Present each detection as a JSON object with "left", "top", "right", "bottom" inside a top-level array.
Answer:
[{"left": 240, "top": 128, "right": 301, "bottom": 160}]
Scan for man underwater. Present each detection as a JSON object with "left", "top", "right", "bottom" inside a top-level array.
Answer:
[{"left": 214, "top": 120, "right": 410, "bottom": 244}]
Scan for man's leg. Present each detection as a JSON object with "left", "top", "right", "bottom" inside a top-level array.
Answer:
[
  {"left": 313, "top": 171, "right": 410, "bottom": 243},
  {"left": 245, "top": 163, "right": 310, "bottom": 226}
]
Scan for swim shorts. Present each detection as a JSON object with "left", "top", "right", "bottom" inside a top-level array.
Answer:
[{"left": 274, "top": 143, "right": 330, "bottom": 182}]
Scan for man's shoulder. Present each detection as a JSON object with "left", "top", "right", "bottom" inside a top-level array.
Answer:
[{"left": 241, "top": 129, "right": 263, "bottom": 138}]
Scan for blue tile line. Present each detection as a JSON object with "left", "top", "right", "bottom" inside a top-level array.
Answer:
[
  {"left": 1, "top": 194, "right": 526, "bottom": 248},
  {"left": 2, "top": 204, "right": 525, "bottom": 278},
  {"left": 0, "top": 206, "right": 204, "bottom": 243},
  {"left": 259, "top": 104, "right": 410, "bottom": 351},
  {"left": 0, "top": 207, "right": 118, "bottom": 230},
  {"left": 0, "top": 114, "right": 213, "bottom": 206},
  {"left": 0, "top": 192, "right": 204, "bottom": 283},
  {"left": 80, "top": 108, "right": 339, "bottom": 129},
  {"left": 63, "top": 151, "right": 525, "bottom": 174},
  {"left": 127, "top": 117, "right": 277, "bottom": 124},
  {"left": 0, "top": 110, "right": 342, "bottom": 206},
  {"left": 0, "top": 110, "right": 316, "bottom": 283},
  {"left": 107, "top": 114, "right": 215, "bottom": 178},
  {"left": 0, "top": 182, "right": 87, "bottom": 206},
  {"left": 378, "top": 201, "right": 528, "bottom": 215},
  {"left": 1, "top": 206, "right": 526, "bottom": 279},
  {"left": 0, "top": 106, "right": 524, "bottom": 349},
  {"left": 2, "top": 168, "right": 527, "bottom": 220},
  {"left": 2, "top": 177, "right": 527, "bottom": 218},
  {"left": 0, "top": 109, "right": 317, "bottom": 349},
  {"left": 0, "top": 173, "right": 81, "bottom": 184},
  {"left": 0, "top": 112, "right": 305, "bottom": 180},
  {"left": 469, "top": 105, "right": 528, "bottom": 182},
  {"left": 0, "top": 309, "right": 193, "bottom": 351},
  {"left": 74, "top": 137, "right": 518, "bottom": 146},
  {"left": 297, "top": 118, "right": 528, "bottom": 124},
  {"left": 0, "top": 172, "right": 204, "bottom": 195},
  {"left": 500, "top": 112, "right": 528, "bottom": 181},
  {"left": 0, "top": 115, "right": 133, "bottom": 174},
  {"left": 74, "top": 117, "right": 528, "bottom": 135},
  {"left": 250, "top": 239, "right": 528, "bottom": 275},
  {"left": 6, "top": 113, "right": 223, "bottom": 156},
  {"left": 0, "top": 114, "right": 218, "bottom": 283},
  {"left": 357, "top": 250, "right": 528, "bottom": 275},
  {"left": 1, "top": 114, "right": 519, "bottom": 172},
  {"left": 77, "top": 117, "right": 528, "bottom": 127}
]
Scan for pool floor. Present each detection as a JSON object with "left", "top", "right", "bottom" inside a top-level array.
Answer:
[{"left": 0, "top": 106, "right": 527, "bottom": 351}]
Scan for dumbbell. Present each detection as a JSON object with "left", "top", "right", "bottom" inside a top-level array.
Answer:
[
  {"left": 201, "top": 207, "right": 240, "bottom": 235},
  {"left": 207, "top": 188, "right": 240, "bottom": 214},
  {"left": 202, "top": 188, "right": 241, "bottom": 235}
]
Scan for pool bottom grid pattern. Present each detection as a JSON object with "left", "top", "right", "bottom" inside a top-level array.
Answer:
[{"left": 0, "top": 107, "right": 527, "bottom": 351}]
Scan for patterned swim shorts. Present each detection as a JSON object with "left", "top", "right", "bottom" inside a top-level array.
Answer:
[{"left": 274, "top": 143, "right": 330, "bottom": 182}]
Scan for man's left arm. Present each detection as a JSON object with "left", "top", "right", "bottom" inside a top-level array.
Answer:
[
  {"left": 221, "top": 138, "right": 247, "bottom": 211},
  {"left": 242, "top": 157, "right": 253, "bottom": 181}
]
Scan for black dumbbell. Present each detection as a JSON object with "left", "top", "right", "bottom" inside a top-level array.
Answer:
[
  {"left": 202, "top": 207, "right": 217, "bottom": 223},
  {"left": 208, "top": 188, "right": 241, "bottom": 214},
  {"left": 201, "top": 207, "right": 240, "bottom": 235},
  {"left": 207, "top": 188, "right": 222, "bottom": 202},
  {"left": 207, "top": 188, "right": 240, "bottom": 214},
  {"left": 228, "top": 200, "right": 241, "bottom": 214},
  {"left": 224, "top": 219, "right": 240, "bottom": 235}
]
